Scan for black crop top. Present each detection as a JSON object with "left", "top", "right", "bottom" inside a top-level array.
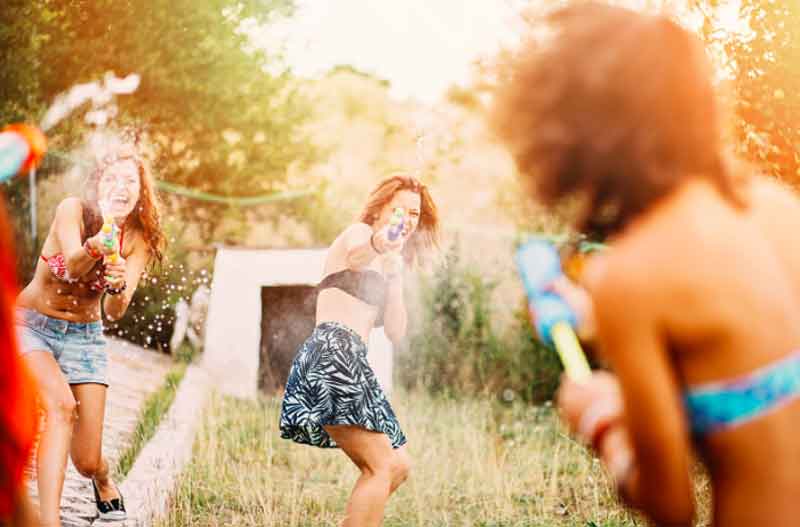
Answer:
[{"left": 317, "top": 269, "right": 388, "bottom": 327}]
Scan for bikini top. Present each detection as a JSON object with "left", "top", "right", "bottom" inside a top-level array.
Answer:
[
  {"left": 40, "top": 202, "right": 124, "bottom": 293},
  {"left": 684, "top": 350, "right": 800, "bottom": 436},
  {"left": 317, "top": 269, "right": 387, "bottom": 327}
]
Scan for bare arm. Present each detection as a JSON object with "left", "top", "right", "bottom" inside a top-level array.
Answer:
[
  {"left": 103, "top": 237, "right": 150, "bottom": 321},
  {"left": 10, "top": 486, "right": 38, "bottom": 527},
  {"left": 591, "top": 268, "right": 695, "bottom": 526},
  {"left": 383, "top": 270, "right": 407, "bottom": 345},
  {"left": 343, "top": 223, "right": 402, "bottom": 271},
  {"left": 344, "top": 223, "right": 381, "bottom": 270},
  {"left": 53, "top": 198, "right": 104, "bottom": 278}
]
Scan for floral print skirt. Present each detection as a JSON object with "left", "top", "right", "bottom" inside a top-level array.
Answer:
[{"left": 280, "top": 321, "right": 406, "bottom": 449}]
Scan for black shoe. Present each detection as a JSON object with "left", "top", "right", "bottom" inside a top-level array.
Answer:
[{"left": 91, "top": 478, "right": 127, "bottom": 521}]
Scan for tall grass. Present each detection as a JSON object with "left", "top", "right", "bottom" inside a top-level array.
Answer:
[
  {"left": 158, "top": 391, "right": 653, "bottom": 527},
  {"left": 401, "top": 243, "right": 563, "bottom": 404}
]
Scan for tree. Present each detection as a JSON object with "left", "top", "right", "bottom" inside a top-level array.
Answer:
[
  {"left": 690, "top": 0, "right": 800, "bottom": 183},
  {"left": 0, "top": 0, "right": 315, "bottom": 245}
]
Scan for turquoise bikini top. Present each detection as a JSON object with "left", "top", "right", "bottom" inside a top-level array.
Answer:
[{"left": 684, "top": 350, "right": 800, "bottom": 436}]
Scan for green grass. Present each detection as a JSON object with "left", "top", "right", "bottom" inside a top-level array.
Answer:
[
  {"left": 157, "top": 390, "right": 710, "bottom": 527},
  {"left": 114, "top": 342, "right": 197, "bottom": 478}
]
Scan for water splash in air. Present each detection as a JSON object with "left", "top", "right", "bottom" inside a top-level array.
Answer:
[{"left": 40, "top": 72, "right": 141, "bottom": 132}]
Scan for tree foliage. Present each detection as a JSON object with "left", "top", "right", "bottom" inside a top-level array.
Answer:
[
  {"left": 676, "top": 1, "right": 800, "bottom": 182},
  {"left": 1, "top": 0, "right": 315, "bottom": 244}
]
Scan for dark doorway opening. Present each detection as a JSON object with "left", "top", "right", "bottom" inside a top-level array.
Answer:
[{"left": 259, "top": 285, "right": 317, "bottom": 394}]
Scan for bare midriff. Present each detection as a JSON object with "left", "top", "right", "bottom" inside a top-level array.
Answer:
[
  {"left": 315, "top": 288, "right": 378, "bottom": 344},
  {"left": 17, "top": 260, "right": 104, "bottom": 323}
]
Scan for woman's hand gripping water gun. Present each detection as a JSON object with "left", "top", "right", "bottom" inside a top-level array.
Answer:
[
  {"left": 0, "top": 124, "right": 47, "bottom": 183},
  {"left": 516, "top": 239, "right": 592, "bottom": 382}
]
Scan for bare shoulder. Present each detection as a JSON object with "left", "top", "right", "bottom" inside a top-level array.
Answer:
[
  {"left": 55, "top": 197, "right": 84, "bottom": 218},
  {"left": 585, "top": 247, "right": 645, "bottom": 305},
  {"left": 749, "top": 176, "right": 800, "bottom": 211},
  {"left": 51, "top": 197, "right": 85, "bottom": 236},
  {"left": 343, "top": 222, "right": 373, "bottom": 238},
  {"left": 584, "top": 234, "right": 676, "bottom": 322},
  {"left": 338, "top": 222, "right": 373, "bottom": 247}
]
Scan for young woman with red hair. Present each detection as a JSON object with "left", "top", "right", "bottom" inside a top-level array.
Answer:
[
  {"left": 280, "top": 174, "right": 439, "bottom": 527},
  {"left": 14, "top": 144, "right": 165, "bottom": 525}
]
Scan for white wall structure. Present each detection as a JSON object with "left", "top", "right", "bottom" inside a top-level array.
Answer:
[{"left": 204, "top": 246, "right": 394, "bottom": 399}]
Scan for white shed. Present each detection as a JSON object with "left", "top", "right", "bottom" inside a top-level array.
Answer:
[{"left": 203, "top": 246, "right": 394, "bottom": 399}]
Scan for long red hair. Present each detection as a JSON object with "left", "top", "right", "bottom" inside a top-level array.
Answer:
[
  {"left": 83, "top": 146, "right": 165, "bottom": 264},
  {"left": 0, "top": 194, "right": 38, "bottom": 520},
  {"left": 359, "top": 174, "right": 440, "bottom": 266}
]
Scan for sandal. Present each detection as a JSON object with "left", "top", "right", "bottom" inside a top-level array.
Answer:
[{"left": 91, "top": 478, "right": 127, "bottom": 521}]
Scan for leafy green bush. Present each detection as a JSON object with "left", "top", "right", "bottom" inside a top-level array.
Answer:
[
  {"left": 105, "top": 231, "right": 212, "bottom": 352},
  {"left": 399, "top": 243, "right": 563, "bottom": 404}
]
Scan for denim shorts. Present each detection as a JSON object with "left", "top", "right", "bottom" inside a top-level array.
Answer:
[{"left": 14, "top": 307, "right": 109, "bottom": 386}]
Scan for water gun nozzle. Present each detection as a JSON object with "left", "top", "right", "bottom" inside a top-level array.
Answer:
[
  {"left": 0, "top": 124, "right": 47, "bottom": 182},
  {"left": 387, "top": 207, "right": 406, "bottom": 241}
]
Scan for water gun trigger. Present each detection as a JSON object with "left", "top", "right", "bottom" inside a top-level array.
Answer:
[
  {"left": 387, "top": 207, "right": 406, "bottom": 241},
  {"left": 0, "top": 124, "right": 47, "bottom": 183}
]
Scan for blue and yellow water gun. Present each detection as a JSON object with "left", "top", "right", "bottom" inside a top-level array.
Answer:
[
  {"left": 0, "top": 124, "right": 47, "bottom": 183},
  {"left": 516, "top": 239, "right": 592, "bottom": 382},
  {"left": 387, "top": 207, "right": 406, "bottom": 241}
]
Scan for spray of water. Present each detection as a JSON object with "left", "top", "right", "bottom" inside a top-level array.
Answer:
[
  {"left": 40, "top": 72, "right": 140, "bottom": 132},
  {"left": 415, "top": 134, "right": 427, "bottom": 176}
]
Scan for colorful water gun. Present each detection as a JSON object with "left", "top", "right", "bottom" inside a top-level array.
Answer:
[
  {"left": 387, "top": 207, "right": 406, "bottom": 241},
  {"left": 516, "top": 238, "right": 592, "bottom": 382},
  {"left": 101, "top": 214, "right": 122, "bottom": 284},
  {"left": 0, "top": 124, "right": 47, "bottom": 183}
]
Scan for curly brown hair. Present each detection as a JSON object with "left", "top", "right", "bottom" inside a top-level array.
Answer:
[
  {"left": 83, "top": 147, "right": 166, "bottom": 265},
  {"left": 492, "top": 3, "right": 745, "bottom": 237},
  {"left": 359, "top": 174, "right": 440, "bottom": 266}
]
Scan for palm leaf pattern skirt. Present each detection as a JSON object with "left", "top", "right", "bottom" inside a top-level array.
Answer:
[{"left": 280, "top": 321, "right": 407, "bottom": 449}]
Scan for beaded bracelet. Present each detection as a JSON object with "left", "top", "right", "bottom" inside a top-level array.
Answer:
[
  {"left": 577, "top": 398, "right": 623, "bottom": 451},
  {"left": 105, "top": 283, "right": 127, "bottom": 296}
]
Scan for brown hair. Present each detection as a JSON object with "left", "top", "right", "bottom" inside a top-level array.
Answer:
[
  {"left": 359, "top": 174, "right": 440, "bottom": 265},
  {"left": 492, "top": 3, "right": 744, "bottom": 237},
  {"left": 83, "top": 147, "right": 166, "bottom": 265}
]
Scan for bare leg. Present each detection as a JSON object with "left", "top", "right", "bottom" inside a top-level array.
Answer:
[
  {"left": 324, "top": 425, "right": 411, "bottom": 527},
  {"left": 69, "top": 383, "right": 119, "bottom": 501},
  {"left": 9, "top": 486, "right": 39, "bottom": 527},
  {"left": 22, "top": 351, "right": 76, "bottom": 527}
]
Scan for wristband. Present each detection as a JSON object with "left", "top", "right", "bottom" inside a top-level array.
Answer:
[
  {"left": 370, "top": 232, "right": 384, "bottom": 255},
  {"left": 607, "top": 442, "right": 636, "bottom": 491},
  {"left": 577, "top": 398, "right": 623, "bottom": 451},
  {"left": 105, "top": 283, "right": 127, "bottom": 296},
  {"left": 83, "top": 240, "right": 102, "bottom": 260}
]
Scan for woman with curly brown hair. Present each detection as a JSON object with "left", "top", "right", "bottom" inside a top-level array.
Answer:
[
  {"left": 494, "top": 3, "right": 800, "bottom": 526},
  {"left": 280, "top": 174, "right": 439, "bottom": 527},
  {"left": 14, "top": 144, "right": 165, "bottom": 525}
]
